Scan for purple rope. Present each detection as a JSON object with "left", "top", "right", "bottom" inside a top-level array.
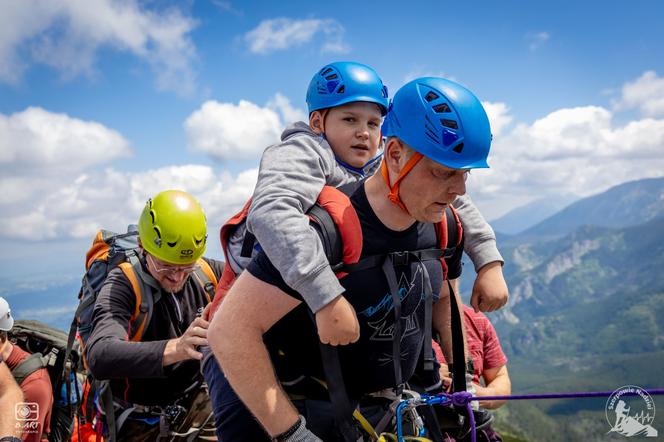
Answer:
[{"left": 451, "top": 388, "right": 664, "bottom": 403}]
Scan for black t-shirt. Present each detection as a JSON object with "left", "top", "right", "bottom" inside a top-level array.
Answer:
[{"left": 247, "top": 184, "right": 463, "bottom": 398}]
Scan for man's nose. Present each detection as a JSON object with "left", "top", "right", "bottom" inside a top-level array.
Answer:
[{"left": 449, "top": 173, "right": 466, "bottom": 196}]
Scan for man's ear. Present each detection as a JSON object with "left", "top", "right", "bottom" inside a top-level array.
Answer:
[
  {"left": 137, "top": 237, "right": 144, "bottom": 251},
  {"left": 384, "top": 137, "right": 405, "bottom": 172},
  {"left": 309, "top": 110, "right": 325, "bottom": 134}
]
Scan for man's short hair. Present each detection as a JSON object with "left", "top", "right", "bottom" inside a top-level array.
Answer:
[
  {"left": 0, "top": 331, "right": 7, "bottom": 344},
  {"left": 386, "top": 136, "right": 416, "bottom": 160}
]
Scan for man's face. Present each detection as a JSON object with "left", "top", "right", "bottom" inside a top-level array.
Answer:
[
  {"left": 145, "top": 253, "right": 196, "bottom": 293},
  {"left": 398, "top": 156, "right": 468, "bottom": 223},
  {"left": 320, "top": 102, "right": 382, "bottom": 168}
]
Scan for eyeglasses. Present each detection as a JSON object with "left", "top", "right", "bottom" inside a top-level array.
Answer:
[{"left": 147, "top": 254, "right": 196, "bottom": 276}]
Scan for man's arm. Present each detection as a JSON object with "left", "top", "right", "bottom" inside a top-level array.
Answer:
[
  {"left": 208, "top": 270, "right": 302, "bottom": 437},
  {"left": 432, "top": 278, "right": 468, "bottom": 365},
  {"left": 474, "top": 365, "right": 511, "bottom": 409},
  {"left": 86, "top": 269, "right": 181, "bottom": 379},
  {"left": 452, "top": 194, "right": 508, "bottom": 312},
  {"left": 0, "top": 362, "right": 23, "bottom": 437}
]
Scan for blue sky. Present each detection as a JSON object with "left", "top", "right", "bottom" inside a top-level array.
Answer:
[{"left": 1, "top": 0, "right": 664, "bottom": 320}]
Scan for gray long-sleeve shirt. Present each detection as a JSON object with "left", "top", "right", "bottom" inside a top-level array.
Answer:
[{"left": 229, "top": 122, "right": 502, "bottom": 313}]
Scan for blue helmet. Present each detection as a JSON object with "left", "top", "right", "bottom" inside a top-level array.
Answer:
[
  {"left": 382, "top": 77, "right": 492, "bottom": 169},
  {"left": 306, "top": 62, "right": 389, "bottom": 115}
]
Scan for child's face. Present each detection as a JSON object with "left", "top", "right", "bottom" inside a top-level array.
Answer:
[{"left": 318, "top": 102, "right": 382, "bottom": 168}]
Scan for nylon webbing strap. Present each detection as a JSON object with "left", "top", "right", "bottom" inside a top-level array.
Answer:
[
  {"left": 240, "top": 231, "right": 256, "bottom": 258},
  {"left": 448, "top": 280, "right": 466, "bottom": 393},
  {"left": 418, "top": 404, "right": 445, "bottom": 442},
  {"left": 100, "top": 381, "right": 118, "bottom": 442},
  {"left": 420, "top": 262, "right": 435, "bottom": 371},
  {"left": 11, "top": 353, "right": 46, "bottom": 385},
  {"left": 306, "top": 304, "right": 359, "bottom": 441},
  {"left": 382, "top": 255, "right": 403, "bottom": 387},
  {"left": 343, "top": 249, "right": 445, "bottom": 274}
]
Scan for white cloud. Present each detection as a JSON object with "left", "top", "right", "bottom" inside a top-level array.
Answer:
[
  {"left": 267, "top": 93, "right": 308, "bottom": 125},
  {"left": 526, "top": 31, "right": 550, "bottom": 52},
  {"left": 613, "top": 70, "right": 664, "bottom": 117},
  {"left": 244, "top": 18, "right": 349, "bottom": 54},
  {"left": 482, "top": 102, "right": 513, "bottom": 137},
  {"left": 469, "top": 101, "right": 664, "bottom": 219},
  {"left": 0, "top": 106, "right": 258, "bottom": 242},
  {"left": 0, "top": 165, "right": 257, "bottom": 241},
  {"left": 0, "top": 0, "right": 198, "bottom": 95},
  {"left": 0, "top": 107, "right": 131, "bottom": 174},
  {"left": 185, "top": 94, "right": 307, "bottom": 161}
]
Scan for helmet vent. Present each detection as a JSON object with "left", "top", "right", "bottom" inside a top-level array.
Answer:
[
  {"left": 337, "top": 85, "right": 345, "bottom": 94},
  {"left": 167, "top": 241, "right": 177, "bottom": 247},
  {"left": 321, "top": 68, "right": 333, "bottom": 76},
  {"left": 149, "top": 210, "right": 156, "bottom": 225},
  {"left": 441, "top": 119, "right": 458, "bottom": 129},
  {"left": 424, "top": 91, "right": 440, "bottom": 102},
  {"left": 153, "top": 227, "right": 161, "bottom": 239},
  {"left": 453, "top": 143, "right": 465, "bottom": 153},
  {"left": 433, "top": 103, "right": 451, "bottom": 113},
  {"left": 325, "top": 73, "right": 338, "bottom": 80}
]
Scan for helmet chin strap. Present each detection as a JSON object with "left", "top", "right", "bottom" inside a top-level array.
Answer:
[{"left": 380, "top": 151, "right": 423, "bottom": 214}]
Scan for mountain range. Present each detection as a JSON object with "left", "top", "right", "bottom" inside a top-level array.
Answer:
[{"left": 481, "top": 176, "right": 664, "bottom": 441}]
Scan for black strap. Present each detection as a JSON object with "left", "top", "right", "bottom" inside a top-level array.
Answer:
[
  {"left": 419, "top": 404, "right": 445, "bottom": 442},
  {"left": 420, "top": 261, "right": 435, "bottom": 371},
  {"left": 448, "top": 280, "right": 466, "bottom": 393},
  {"left": 11, "top": 353, "right": 46, "bottom": 385},
  {"left": 381, "top": 255, "right": 403, "bottom": 387},
  {"left": 240, "top": 231, "right": 256, "bottom": 258},
  {"left": 341, "top": 249, "right": 446, "bottom": 274},
  {"left": 311, "top": 312, "right": 361, "bottom": 442}
]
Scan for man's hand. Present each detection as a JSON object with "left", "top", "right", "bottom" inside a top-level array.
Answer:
[
  {"left": 470, "top": 261, "right": 509, "bottom": 312},
  {"left": 163, "top": 314, "right": 209, "bottom": 365},
  {"left": 315, "top": 295, "right": 360, "bottom": 346}
]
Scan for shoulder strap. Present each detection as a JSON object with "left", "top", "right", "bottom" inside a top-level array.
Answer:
[
  {"left": 11, "top": 353, "right": 47, "bottom": 385},
  {"left": 220, "top": 198, "right": 253, "bottom": 262},
  {"left": 308, "top": 186, "right": 363, "bottom": 277},
  {"left": 193, "top": 258, "right": 217, "bottom": 303},
  {"left": 118, "top": 255, "right": 154, "bottom": 342}
]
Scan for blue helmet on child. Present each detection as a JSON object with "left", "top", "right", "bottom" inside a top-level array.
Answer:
[
  {"left": 382, "top": 77, "right": 492, "bottom": 169},
  {"left": 306, "top": 62, "right": 389, "bottom": 115}
]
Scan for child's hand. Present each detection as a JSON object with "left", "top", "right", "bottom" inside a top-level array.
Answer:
[
  {"left": 470, "top": 261, "right": 509, "bottom": 312},
  {"left": 315, "top": 295, "right": 360, "bottom": 346}
]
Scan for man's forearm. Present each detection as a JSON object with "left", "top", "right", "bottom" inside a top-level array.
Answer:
[
  {"left": 433, "top": 279, "right": 468, "bottom": 364},
  {"left": 210, "top": 322, "right": 298, "bottom": 436},
  {"left": 476, "top": 366, "right": 511, "bottom": 409}
]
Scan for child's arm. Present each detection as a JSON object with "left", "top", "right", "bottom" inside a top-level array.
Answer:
[
  {"left": 246, "top": 131, "right": 349, "bottom": 314},
  {"left": 452, "top": 194, "right": 509, "bottom": 312}
]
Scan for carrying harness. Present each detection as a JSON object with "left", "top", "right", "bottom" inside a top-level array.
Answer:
[{"left": 214, "top": 184, "right": 468, "bottom": 440}]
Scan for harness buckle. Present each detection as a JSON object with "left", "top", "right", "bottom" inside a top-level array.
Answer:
[{"left": 390, "top": 251, "right": 410, "bottom": 267}]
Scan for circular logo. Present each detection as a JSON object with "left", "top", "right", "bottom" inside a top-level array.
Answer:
[{"left": 606, "top": 385, "right": 657, "bottom": 437}]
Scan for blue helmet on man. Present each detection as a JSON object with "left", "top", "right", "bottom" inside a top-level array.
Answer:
[{"left": 382, "top": 77, "right": 492, "bottom": 169}]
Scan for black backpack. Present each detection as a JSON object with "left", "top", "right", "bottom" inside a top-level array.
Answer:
[{"left": 9, "top": 319, "right": 81, "bottom": 442}]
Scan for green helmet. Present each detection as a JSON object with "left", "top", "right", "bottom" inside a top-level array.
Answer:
[{"left": 138, "top": 190, "right": 207, "bottom": 265}]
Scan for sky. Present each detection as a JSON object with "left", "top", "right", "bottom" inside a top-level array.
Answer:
[{"left": 1, "top": 0, "right": 664, "bottom": 313}]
